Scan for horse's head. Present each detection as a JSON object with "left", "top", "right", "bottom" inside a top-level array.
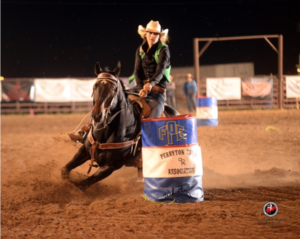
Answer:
[{"left": 92, "top": 61, "right": 121, "bottom": 123}]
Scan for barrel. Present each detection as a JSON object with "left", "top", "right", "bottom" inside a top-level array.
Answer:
[
  {"left": 141, "top": 114, "right": 204, "bottom": 203},
  {"left": 196, "top": 97, "right": 218, "bottom": 126}
]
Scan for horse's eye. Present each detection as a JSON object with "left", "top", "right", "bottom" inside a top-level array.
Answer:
[{"left": 110, "top": 85, "right": 116, "bottom": 91}]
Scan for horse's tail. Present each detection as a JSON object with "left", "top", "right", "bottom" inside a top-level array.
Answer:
[{"left": 164, "top": 104, "right": 180, "bottom": 117}]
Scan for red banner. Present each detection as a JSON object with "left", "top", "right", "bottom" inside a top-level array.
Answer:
[
  {"left": 1, "top": 80, "right": 34, "bottom": 101},
  {"left": 241, "top": 78, "right": 273, "bottom": 99}
]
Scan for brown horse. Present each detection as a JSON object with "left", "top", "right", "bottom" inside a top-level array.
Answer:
[{"left": 61, "top": 62, "right": 179, "bottom": 191}]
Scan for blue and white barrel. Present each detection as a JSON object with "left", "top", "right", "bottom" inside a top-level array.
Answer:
[
  {"left": 196, "top": 97, "right": 218, "bottom": 126},
  {"left": 142, "top": 115, "right": 204, "bottom": 203}
]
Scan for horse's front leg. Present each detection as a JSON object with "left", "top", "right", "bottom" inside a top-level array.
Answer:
[
  {"left": 61, "top": 144, "right": 90, "bottom": 179},
  {"left": 76, "top": 165, "right": 114, "bottom": 191}
]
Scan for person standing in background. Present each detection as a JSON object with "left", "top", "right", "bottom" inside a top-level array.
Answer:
[
  {"left": 166, "top": 75, "right": 176, "bottom": 108},
  {"left": 183, "top": 73, "right": 197, "bottom": 112}
]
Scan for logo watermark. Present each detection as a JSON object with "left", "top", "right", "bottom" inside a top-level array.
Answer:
[
  {"left": 263, "top": 202, "right": 278, "bottom": 217},
  {"left": 257, "top": 202, "right": 285, "bottom": 226}
]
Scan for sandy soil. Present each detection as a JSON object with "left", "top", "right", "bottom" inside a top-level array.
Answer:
[{"left": 1, "top": 109, "right": 300, "bottom": 238}]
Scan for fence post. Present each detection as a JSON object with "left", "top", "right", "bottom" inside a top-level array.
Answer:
[
  {"left": 278, "top": 35, "right": 283, "bottom": 109},
  {"left": 193, "top": 38, "right": 200, "bottom": 97},
  {"left": 71, "top": 102, "right": 75, "bottom": 112},
  {"left": 16, "top": 101, "right": 20, "bottom": 111}
]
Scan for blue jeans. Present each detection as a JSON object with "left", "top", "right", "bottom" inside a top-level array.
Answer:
[
  {"left": 145, "top": 90, "right": 166, "bottom": 118},
  {"left": 187, "top": 94, "right": 197, "bottom": 112}
]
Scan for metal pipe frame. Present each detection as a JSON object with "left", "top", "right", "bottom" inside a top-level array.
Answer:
[{"left": 193, "top": 34, "right": 283, "bottom": 109}]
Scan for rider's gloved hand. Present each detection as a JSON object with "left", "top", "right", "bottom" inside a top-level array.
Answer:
[
  {"left": 139, "top": 89, "right": 148, "bottom": 98},
  {"left": 143, "top": 82, "right": 152, "bottom": 92}
]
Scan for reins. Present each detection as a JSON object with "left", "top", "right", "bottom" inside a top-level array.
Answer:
[
  {"left": 94, "top": 97, "right": 139, "bottom": 132},
  {"left": 71, "top": 111, "right": 92, "bottom": 133}
]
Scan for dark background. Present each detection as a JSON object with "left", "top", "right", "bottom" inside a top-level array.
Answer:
[{"left": 2, "top": 0, "right": 300, "bottom": 78}]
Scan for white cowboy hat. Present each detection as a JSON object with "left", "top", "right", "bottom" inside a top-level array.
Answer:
[{"left": 137, "top": 20, "right": 169, "bottom": 39}]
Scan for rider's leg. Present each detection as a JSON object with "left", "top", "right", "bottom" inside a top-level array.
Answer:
[
  {"left": 68, "top": 122, "right": 92, "bottom": 142},
  {"left": 146, "top": 91, "right": 165, "bottom": 118}
]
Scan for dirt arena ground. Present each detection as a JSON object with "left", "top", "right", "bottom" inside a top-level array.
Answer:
[{"left": 1, "top": 109, "right": 300, "bottom": 238}]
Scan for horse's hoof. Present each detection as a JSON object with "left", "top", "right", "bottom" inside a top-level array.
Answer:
[{"left": 61, "top": 167, "right": 70, "bottom": 179}]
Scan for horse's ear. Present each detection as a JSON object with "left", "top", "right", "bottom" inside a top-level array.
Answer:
[
  {"left": 94, "top": 62, "right": 103, "bottom": 75},
  {"left": 113, "top": 61, "right": 121, "bottom": 77}
]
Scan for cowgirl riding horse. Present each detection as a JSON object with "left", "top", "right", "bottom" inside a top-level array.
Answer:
[
  {"left": 130, "top": 20, "right": 171, "bottom": 117},
  {"left": 65, "top": 21, "right": 176, "bottom": 189},
  {"left": 69, "top": 20, "right": 172, "bottom": 140}
]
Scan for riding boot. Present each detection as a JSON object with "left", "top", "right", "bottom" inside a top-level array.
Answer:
[{"left": 68, "top": 123, "right": 92, "bottom": 143}]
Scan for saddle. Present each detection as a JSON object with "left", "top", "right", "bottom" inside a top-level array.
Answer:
[{"left": 128, "top": 94, "right": 151, "bottom": 118}]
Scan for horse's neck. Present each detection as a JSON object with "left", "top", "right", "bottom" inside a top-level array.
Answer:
[
  {"left": 92, "top": 94, "right": 139, "bottom": 143},
  {"left": 92, "top": 90, "right": 129, "bottom": 141}
]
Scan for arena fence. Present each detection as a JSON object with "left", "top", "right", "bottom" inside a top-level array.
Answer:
[
  {"left": 283, "top": 79, "right": 300, "bottom": 109},
  {"left": 1, "top": 101, "right": 93, "bottom": 114},
  {"left": 173, "top": 74, "right": 300, "bottom": 110},
  {"left": 1, "top": 76, "right": 299, "bottom": 114}
]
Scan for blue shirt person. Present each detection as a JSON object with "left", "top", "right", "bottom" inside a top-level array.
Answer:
[{"left": 183, "top": 74, "right": 197, "bottom": 112}]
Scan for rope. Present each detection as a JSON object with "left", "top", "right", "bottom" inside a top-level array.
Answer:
[
  {"left": 72, "top": 96, "right": 140, "bottom": 133},
  {"left": 72, "top": 111, "right": 92, "bottom": 133},
  {"left": 94, "top": 98, "right": 140, "bottom": 132}
]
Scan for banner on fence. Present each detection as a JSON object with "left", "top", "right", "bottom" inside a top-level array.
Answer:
[
  {"left": 206, "top": 78, "right": 241, "bottom": 100},
  {"left": 286, "top": 76, "right": 300, "bottom": 98},
  {"left": 34, "top": 79, "right": 72, "bottom": 102},
  {"left": 35, "top": 78, "right": 98, "bottom": 102},
  {"left": 241, "top": 77, "right": 273, "bottom": 99},
  {"left": 70, "top": 79, "right": 96, "bottom": 102},
  {"left": 1, "top": 80, "right": 34, "bottom": 102}
]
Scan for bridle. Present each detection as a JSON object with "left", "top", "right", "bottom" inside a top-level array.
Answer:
[
  {"left": 92, "top": 73, "right": 139, "bottom": 131},
  {"left": 94, "top": 72, "right": 120, "bottom": 111}
]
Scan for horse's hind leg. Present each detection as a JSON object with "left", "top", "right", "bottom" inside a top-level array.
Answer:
[
  {"left": 61, "top": 145, "right": 90, "bottom": 179},
  {"left": 136, "top": 150, "right": 144, "bottom": 183},
  {"left": 76, "top": 165, "right": 114, "bottom": 191}
]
